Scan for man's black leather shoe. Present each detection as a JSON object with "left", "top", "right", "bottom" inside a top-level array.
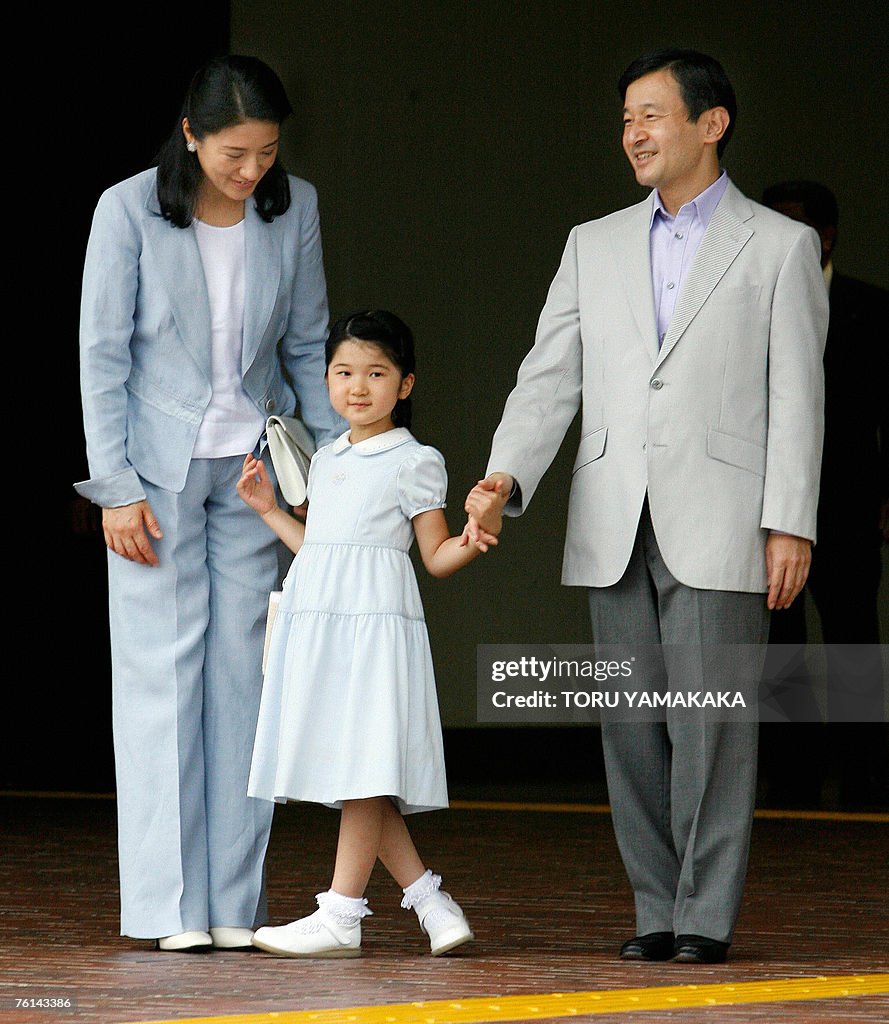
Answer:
[
  {"left": 672, "top": 934, "right": 729, "bottom": 963},
  {"left": 619, "top": 931, "right": 675, "bottom": 961}
]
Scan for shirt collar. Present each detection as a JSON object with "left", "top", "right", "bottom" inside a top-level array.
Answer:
[
  {"left": 331, "top": 426, "right": 415, "bottom": 455},
  {"left": 649, "top": 170, "right": 729, "bottom": 229}
]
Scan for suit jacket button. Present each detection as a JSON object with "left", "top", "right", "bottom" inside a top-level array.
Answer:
[
  {"left": 650, "top": 378, "right": 664, "bottom": 390},
  {"left": 265, "top": 398, "right": 276, "bottom": 411}
]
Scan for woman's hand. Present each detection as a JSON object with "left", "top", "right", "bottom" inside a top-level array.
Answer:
[{"left": 102, "top": 501, "right": 164, "bottom": 566}]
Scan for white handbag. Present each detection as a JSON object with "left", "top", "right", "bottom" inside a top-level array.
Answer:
[
  {"left": 265, "top": 415, "right": 315, "bottom": 506},
  {"left": 262, "top": 416, "right": 314, "bottom": 672}
]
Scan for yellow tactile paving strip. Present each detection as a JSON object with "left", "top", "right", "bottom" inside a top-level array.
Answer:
[{"left": 126, "top": 973, "right": 889, "bottom": 1024}]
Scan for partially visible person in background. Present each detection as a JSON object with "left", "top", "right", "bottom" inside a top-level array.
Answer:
[
  {"left": 762, "top": 180, "right": 888, "bottom": 810},
  {"left": 75, "top": 54, "right": 343, "bottom": 951}
]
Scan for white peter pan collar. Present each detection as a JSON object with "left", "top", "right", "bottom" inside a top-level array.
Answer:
[{"left": 331, "top": 427, "right": 415, "bottom": 455}]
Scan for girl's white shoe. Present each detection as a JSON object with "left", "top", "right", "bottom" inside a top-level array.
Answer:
[
  {"left": 252, "top": 891, "right": 371, "bottom": 958},
  {"left": 402, "top": 870, "right": 475, "bottom": 956}
]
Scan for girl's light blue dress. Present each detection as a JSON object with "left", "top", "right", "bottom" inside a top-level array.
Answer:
[{"left": 248, "top": 427, "right": 449, "bottom": 814}]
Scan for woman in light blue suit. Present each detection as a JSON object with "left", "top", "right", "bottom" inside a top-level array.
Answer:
[{"left": 75, "top": 55, "right": 343, "bottom": 951}]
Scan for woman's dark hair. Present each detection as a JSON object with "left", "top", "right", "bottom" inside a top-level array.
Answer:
[
  {"left": 326, "top": 310, "right": 416, "bottom": 429},
  {"left": 619, "top": 48, "right": 737, "bottom": 158},
  {"left": 156, "top": 55, "right": 293, "bottom": 227}
]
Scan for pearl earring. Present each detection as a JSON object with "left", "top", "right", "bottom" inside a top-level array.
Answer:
[{"left": 186, "top": 140, "right": 197, "bottom": 152}]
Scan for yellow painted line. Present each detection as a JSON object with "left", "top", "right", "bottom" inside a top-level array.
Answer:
[
  {"left": 0, "top": 789, "right": 117, "bottom": 800},
  {"left": 449, "top": 800, "right": 613, "bottom": 814},
  {"left": 124, "top": 973, "right": 889, "bottom": 1024},
  {"left": 450, "top": 799, "right": 889, "bottom": 824},
  {"left": 3, "top": 791, "right": 888, "bottom": 823},
  {"left": 753, "top": 807, "right": 889, "bottom": 823}
]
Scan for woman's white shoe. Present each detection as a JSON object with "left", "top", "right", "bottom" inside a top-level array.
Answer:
[
  {"left": 156, "top": 930, "right": 212, "bottom": 952},
  {"left": 209, "top": 926, "right": 255, "bottom": 949}
]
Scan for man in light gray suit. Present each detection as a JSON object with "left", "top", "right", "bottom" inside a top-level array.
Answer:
[{"left": 468, "top": 49, "right": 827, "bottom": 963}]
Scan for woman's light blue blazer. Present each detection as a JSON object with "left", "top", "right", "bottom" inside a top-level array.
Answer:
[{"left": 76, "top": 167, "right": 342, "bottom": 505}]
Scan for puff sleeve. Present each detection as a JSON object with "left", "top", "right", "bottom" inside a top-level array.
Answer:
[{"left": 397, "top": 446, "right": 448, "bottom": 519}]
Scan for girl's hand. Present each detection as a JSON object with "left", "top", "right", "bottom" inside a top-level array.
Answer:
[
  {"left": 459, "top": 516, "right": 499, "bottom": 552},
  {"left": 238, "top": 455, "right": 306, "bottom": 555},
  {"left": 460, "top": 512, "right": 495, "bottom": 552},
  {"left": 102, "top": 500, "right": 163, "bottom": 565},
  {"left": 236, "top": 455, "right": 277, "bottom": 516}
]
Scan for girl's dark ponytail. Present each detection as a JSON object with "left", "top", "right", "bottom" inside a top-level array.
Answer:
[{"left": 392, "top": 394, "right": 412, "bottom": 429}]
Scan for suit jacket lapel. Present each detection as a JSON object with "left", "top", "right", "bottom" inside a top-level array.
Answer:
[
  {"left": 609, "top": 199, "right": 659, "bottom": 364},
  {"left": 142, "top": 205, "right": 212, "bottom": 381},
  {"left": 656, "top": 181, "right": 754, "bottom": 367},
  {"left": 242, "top": 204, "right": 283, "bottom": 373}
]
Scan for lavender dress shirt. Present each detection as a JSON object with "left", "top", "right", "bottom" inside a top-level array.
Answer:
[{"left": 649, "top": 170, "right": 729, "bottom": 348}]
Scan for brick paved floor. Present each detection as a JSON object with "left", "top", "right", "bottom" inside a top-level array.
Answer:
[{"left": 1, "top": 795, "right": 887, "bottom": 1024}]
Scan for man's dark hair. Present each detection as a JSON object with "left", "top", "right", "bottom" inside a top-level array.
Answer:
[
  {"left": 619, "top": 48, "right": 737, "bottom": 158},
  {"left": 761, "top": 180, "right": 839, "bottom": 232}
]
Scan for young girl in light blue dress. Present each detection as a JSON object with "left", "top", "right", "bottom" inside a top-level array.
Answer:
[{"left": 237, "top": 309, "right": 501, "bottom": 958}]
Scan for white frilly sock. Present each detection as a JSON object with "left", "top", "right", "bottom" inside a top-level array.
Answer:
[
  {"left": 400, "top": 869, "right": 442, "bottom": 910},
  {"left": 315, "top": 889, "right": 373, "bottom": 928}
]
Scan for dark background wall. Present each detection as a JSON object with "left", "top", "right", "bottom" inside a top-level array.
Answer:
[
  {"left": 12, "top": 3, "right": 230, "bottom": 791},
  {"left": 229, "top": 1, "right": 887, "bottom": 731},
  {"left": 11, "top": 1, "right": 886, "bottom": 793}
]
